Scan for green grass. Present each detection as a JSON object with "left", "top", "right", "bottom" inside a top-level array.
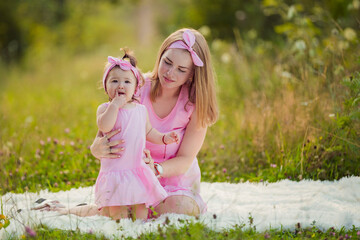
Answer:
[
  {"left": 1, "top": 1, "right": 359, "bottom": 239},
  {"left": 5, "top": 219, "right": 360, "bottom": 239}
]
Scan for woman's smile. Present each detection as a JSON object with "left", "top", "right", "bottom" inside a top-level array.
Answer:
[{"left": 163, "top": 76, "right": 175, "bottom": 83}]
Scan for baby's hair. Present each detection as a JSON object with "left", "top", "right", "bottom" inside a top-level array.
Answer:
[
  {"left": 119, "top": 48, "right": 145, "bottom": 94},
  {"left": 103, "top": 48, "right": 138, "bottom": 72},
  {"left": 121, "top": 48, "right": 137, "bottom": 67},
  {"left": 102, "top": 48, "right": 145, "bottom": 102}
]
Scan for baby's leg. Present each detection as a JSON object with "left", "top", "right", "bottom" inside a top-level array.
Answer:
[
  {"left": 130, "top": 204, "right": 148, "bottom": 220},
  {"left": 107, "top": 206, "right": 129, "bottom": 220}
]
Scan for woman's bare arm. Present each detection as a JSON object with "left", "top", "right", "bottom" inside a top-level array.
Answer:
[
  {"left": 159, "top": 109, "right": 207, "bottom": 177},
  {"left": 145, "top": 113, "right": 179, "bottom": 145}
]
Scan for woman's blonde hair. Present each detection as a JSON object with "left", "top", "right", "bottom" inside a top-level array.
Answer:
[{"left": 150, "top": 28, "right": 218, "bottom": 127}]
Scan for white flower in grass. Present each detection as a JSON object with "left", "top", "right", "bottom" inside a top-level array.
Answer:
[
  {"left": 293, "top": 40, "right": 306, "bottom": 52},
  {"left": 221, "top": 53, "right": 231, "bottom": 64},
  {"left": 198, "top": 26, "right": 211, "bottom": 38},
  {"left": 343, "top": 28, "right": 357, "bottom": 42}
]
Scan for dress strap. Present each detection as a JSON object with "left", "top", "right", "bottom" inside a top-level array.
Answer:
[{"left": 140, "top": 78, "right": 152, "bottom": 104}]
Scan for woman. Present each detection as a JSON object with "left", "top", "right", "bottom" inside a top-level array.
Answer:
[{"left": 49, "top": 28, "right": 218, "bottom": 217}]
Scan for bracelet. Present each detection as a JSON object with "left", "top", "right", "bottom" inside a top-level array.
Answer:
[
  {"left": 154, "top": 163, "right": 163, "bottom": 178},
  {"left": 162, "top": 135, "right": 167, "bottom": 145},
  {"left": 146, "top": 127, "right": 153, "bottom": 136},
  {"left": 162, "top": 135, "right": 167, "bottom": 159}
]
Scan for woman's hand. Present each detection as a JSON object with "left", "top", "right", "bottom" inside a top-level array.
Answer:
[
  {"left": 143, "top": 149, "right": 155, "bottom": 174},
  {"left": 90, "top": 129, "right": 124, "bottom": 159}
]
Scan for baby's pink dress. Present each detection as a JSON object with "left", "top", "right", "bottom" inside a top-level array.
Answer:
[
  {"left": 140, "top": 79, "right": 207, "bottom": 214},
  {"left": 95, "top": 103, "right": 167, "bottom": 209}
]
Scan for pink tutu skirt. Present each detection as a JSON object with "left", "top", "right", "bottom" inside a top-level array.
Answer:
[{"left": 95, "top": 166, "right": 167, "bottom": 209}]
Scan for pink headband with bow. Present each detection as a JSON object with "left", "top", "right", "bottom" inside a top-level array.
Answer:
[
  {"left": 168, "top": 30, "right": 204, "bottom": 67},
  {"left": 102, "top": 56, "right": 142, "bottom": 93}
]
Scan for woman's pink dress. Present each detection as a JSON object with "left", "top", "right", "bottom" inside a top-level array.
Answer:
[
  {"left": 140, "top": 79, "right": 207, "bottom": 214},
  {"left": 95, "top": 103, "right": 167, "bottom": 209}
]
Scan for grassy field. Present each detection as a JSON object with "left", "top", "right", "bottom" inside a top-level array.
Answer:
[{"left": 0, "top": 2, "right": 359, "bottom": 239}]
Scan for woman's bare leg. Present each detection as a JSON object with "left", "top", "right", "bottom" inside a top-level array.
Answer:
[
  {"left": 52, "top": 197, "right": 200, "bottom": 219},
  {"left": 55, "top": 204, "right": 100, "bottom": 217},
  {"left": 54, "top": 203, "right": 149, "bottom": 220},
  {"left": 154, "top": 196, "right": 200, "bottom": 217}
]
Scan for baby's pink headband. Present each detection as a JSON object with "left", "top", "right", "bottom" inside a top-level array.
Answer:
[
  {"left": 102, "top": 56, "right": 142, "bottom": 93},
  {"left": 168, "top": 30, "right": 204, "bottom": 67}
]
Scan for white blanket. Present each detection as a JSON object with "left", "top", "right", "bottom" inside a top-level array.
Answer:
[{"left": 1, "top": 177, "right": 359, "bottom": 239}]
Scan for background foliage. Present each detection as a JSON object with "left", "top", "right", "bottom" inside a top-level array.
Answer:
[
  {"left": 0, "top": 0, "right": 359, "bottom": 194},
  {"left": 1, "top": 0, "right": 359, "bottom": 238}
]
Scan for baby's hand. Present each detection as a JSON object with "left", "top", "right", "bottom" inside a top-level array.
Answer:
[
  {"left": 111, "top": 94, "right": 127, "bottom": 109},
  {"left": 164, "top": 132, "right": 179, "bottom": 144}
]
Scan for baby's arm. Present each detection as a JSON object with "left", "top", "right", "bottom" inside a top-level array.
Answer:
[
  {"left": 97, "top": 103, "right": 118, "bottom": 133},
  {"left": 97, "top": 95, "right": 127, "bottom": 133},
  {"left": 145, "top": 113, "right": 179, "bottom": 145}
]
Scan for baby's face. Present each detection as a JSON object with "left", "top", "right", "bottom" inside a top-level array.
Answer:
[{"left": 106, "top": 67, "right": 137, "bottom": 102}]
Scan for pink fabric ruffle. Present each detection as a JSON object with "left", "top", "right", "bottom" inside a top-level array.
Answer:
[{"left": 95, "top": 166, "right": 167, "bottom": 209}]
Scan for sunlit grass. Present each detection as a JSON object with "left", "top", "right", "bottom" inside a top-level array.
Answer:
[
  {"left": 1, "top": 14, "right": 359, "bottom": 193},
  {"left": 4, "top": 217, "right": 360, "bottom": 239},
  {"left": 1, "top": 2, "right": 359, "bottom": 239}
]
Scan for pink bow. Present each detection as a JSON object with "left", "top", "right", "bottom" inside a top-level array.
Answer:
[
  {"left": 102, "top": 56, "right": 142, "bottom": 93},
  {"left": 168, "top": 30, "right": 204, "bottom": 67}
]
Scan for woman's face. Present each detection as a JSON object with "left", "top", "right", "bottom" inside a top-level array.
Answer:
[{"left": 158, "top": 48, "right": 194, "bottom": 91}]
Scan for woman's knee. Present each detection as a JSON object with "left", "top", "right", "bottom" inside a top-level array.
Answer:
[{"left": 155, "top": 196, "right": 200, "bottom": 217}]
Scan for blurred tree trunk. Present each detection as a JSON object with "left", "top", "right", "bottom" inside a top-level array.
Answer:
[{"left": 136, "top": 0, "right": 158, "bottom": 47}]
